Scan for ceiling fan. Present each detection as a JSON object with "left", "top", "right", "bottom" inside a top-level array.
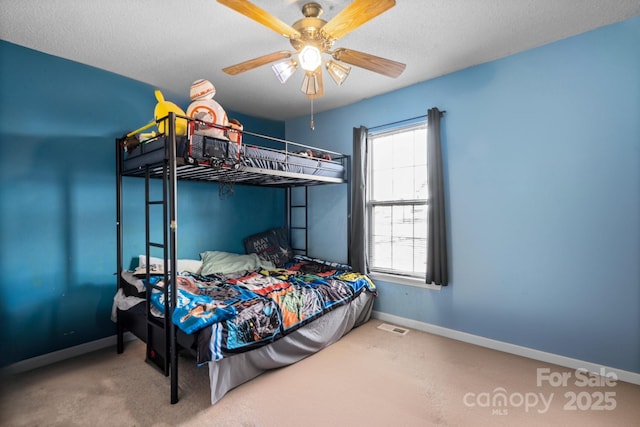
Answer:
[{"left": 218, "top": 0, "right": 406, "bottom": 99}]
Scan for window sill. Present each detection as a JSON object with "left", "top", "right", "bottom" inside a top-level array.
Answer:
[{"left": 369, "top": 272, "right": 442, "bottom": 291}]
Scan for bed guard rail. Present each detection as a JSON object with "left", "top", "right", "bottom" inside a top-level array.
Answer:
[{"left": 118, "top": 114, "right": 350, "bottom": 187}]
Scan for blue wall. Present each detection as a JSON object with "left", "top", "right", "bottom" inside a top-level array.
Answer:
[
  {"left": 0, "top": 41, "right": 285, "bottom": 366},
  {"left": 286, "top": 17, "right": 640, "bottom": 374},
  {"left": 2, "top": 16, "right": 638, "bottom": 374}
]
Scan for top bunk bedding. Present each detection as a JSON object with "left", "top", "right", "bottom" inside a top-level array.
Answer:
[{"left": 118, "top": 115, "right": 348, "bottom": 187}]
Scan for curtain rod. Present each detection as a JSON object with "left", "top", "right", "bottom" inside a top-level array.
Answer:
[{"left": 368, "top": 110, "right": 446, "bottom": 132}]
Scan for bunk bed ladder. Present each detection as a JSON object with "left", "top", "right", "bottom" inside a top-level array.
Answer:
[
  {"left": 287, "top": 186, "right": 308, "bottom": 256},
  {"left": 114, "top": 122, "right": 178, "bottom": 404},
  {"left": 141, "top": 114, "right": 180, "bottom": 404},
  {"left": 143, "top": 164, "right": 171, "bottom": 377}
]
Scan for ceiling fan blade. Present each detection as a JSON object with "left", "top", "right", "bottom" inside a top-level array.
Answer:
[
  {"left": 217, "top": 0, "right": 301, "bottom": 38},
  {"left": 308, "top": 69, "right": 324, "bottom": 99},
  {"left": 332, "top": 48, "right": 406, "bottom": 78},
  {"left": 222, "top": 51, "right": 292, "bottom": 75},
  {"left": 321, "top": 0, "right": 396, "bottom": 41}
]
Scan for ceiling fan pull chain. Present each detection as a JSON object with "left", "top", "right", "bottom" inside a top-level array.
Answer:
[{"left": 310, "top": 98, "right": 315, "bottom": 130}]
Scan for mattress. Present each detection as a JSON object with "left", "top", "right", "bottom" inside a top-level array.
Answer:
[{"left": 122, "top": 134, "right": 345, "bottom": 179}]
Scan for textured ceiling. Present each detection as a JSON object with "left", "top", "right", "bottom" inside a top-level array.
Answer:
[{"left": 1, "top": 0, "right": 639, "bottom": 120}]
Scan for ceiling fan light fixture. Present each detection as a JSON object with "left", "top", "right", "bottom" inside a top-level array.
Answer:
[
  {"left": 272, "top": 59, "right": 298, "bottom": 83},
  {"left": 301, "top": 71, "right": 319, "bottom": 96},
  {"left": 218, "top": 0, "right": 405, "bottom": 102},
  {"left": 299, "top": 45, "right": 322, "bottom": 71},
  {"left": 326, "top": 60, "right": 351, "bottom": 86}
]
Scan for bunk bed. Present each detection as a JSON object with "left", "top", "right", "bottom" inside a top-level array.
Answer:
[{"left": 115, "top": 113, "right": 376, "bottom": 405}]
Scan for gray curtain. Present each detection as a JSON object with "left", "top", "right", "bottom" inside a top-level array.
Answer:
[
  {"left": 426, "top": 108, "right": 448, "bottom": 285},
  {"left": 349, "top": 126, "right": 369, "bottom": 273}
]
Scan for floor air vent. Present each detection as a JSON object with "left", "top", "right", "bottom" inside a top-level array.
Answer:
[{"left": 377, "top": 323, "right": 409, "bottom": 336}]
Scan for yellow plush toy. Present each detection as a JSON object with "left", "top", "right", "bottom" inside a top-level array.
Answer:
[{"left": 153, "top": 89, "right": 188, "bottom": 136}]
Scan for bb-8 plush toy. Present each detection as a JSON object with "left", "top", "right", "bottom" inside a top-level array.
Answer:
[{"left": 186, "top": 79, "right": 228, "bottom": 140}]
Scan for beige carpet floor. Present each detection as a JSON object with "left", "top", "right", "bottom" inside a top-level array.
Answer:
[{"left": 1, "top": 320, "right": 638, "bottom": 427}]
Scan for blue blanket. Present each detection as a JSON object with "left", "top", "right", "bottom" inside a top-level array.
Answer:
[{"left": 149, "top": 255, "right": 376, "bottom": 360}]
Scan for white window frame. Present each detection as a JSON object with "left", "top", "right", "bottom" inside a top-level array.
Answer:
[{"left": 366, "top": 122, "right": 435, "bottom": 289}]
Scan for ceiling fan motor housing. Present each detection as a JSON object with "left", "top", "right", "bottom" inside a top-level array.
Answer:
[{"left": 290, "top": 3, "right": 333, "bottom": 52}]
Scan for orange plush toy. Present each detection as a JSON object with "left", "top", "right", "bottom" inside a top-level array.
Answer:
[{"left": 186, "top": 79, "right": 229, "bottom": 140}]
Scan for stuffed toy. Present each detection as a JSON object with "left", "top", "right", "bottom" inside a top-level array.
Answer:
[
  {"left": 186, "top": 79, "right": 228, "bottom": 140},
  {"left": 227, "top": 118, "right": 243, "bottom": 144},
  {"left": 153, "top": 89, "right": 188, "bottom": 136}
]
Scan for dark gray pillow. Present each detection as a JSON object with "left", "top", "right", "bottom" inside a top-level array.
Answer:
[{"left": 243, "top": 228, "right": 292, "bottom": 267}]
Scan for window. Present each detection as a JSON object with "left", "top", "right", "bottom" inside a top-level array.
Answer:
[{"left": 367, "top": 122, "right": 428, "bottom": 280}]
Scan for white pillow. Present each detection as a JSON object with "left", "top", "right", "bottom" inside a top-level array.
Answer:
[
  {"left": 138, "top": 255, "right": 163, "bottom": 268},
  {"left": 199, "top": 251, "right": 275, "bottom": 276},
  {"left": 176, "top": 259, "right": 203, "bottom": 274},
  {"left": 137, "top": 255, "right": 202, "bottom": 274}
]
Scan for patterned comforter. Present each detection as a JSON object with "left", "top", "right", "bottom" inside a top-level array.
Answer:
[{"left": 149, "top": 256, "right": 376, "bottom": 361}]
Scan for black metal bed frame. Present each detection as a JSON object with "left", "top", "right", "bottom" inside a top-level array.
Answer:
[{"left": 115, "top": 113, "right": 352, "bottom": 404}]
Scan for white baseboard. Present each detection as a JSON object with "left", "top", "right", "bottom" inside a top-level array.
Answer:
[
  {"left": 371, "top": 311, "right": 640, "bottom": 386},
  {"left": 1, "top": 332, "right": 137, "bottom": 376}
]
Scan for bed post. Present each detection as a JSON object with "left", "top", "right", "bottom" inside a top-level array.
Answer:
[
  {"left": 301, "top": 187, "right": 308, "bottom": 256},
  {"left": 116, "top": 136, "right": 124, "bottom": 354},
  {"left": 285, "top": 187, "right": 290, "bottom": 245},
  {"left": 168, "top": 113, "right": 179, "bottom": 405},
  {"left": 346, "top": 154, "right": 352, "bottom": 266}
]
